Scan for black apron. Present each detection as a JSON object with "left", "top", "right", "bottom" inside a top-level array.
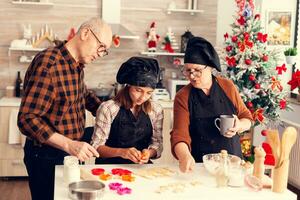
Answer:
[
  {"left": 188, "top": 77, "right": 242, "bottom": 162},
  {"left": 95, "top": 107, "right": 153, "bottom": 164}
]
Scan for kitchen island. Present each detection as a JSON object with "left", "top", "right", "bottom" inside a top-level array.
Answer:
[{"left": 54, "top": 164, "right": 297, "bottom": 200}]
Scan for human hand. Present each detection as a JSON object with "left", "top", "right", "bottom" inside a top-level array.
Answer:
[
  {"left": 67, "top": 141, "right": 99, "bottom": 162},
  {"left": 178, "top": 154, "right": 195, "bottom": 173},
  {"left": 139, "top": 149, "right": 151, "bottom": 164},
  {"left": 224, "top": 115, "right": 241, "bottom": 138},
  {"left": 120, "top": 147, "right": 142, "bottom": 163}
]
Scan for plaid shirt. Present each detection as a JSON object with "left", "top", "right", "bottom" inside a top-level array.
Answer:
[
  {"left": 91, "top": 100, "right": 164, "bottom": 158},
  {"left": 18, "top": 42, "right": 101, "bottom": 143}
]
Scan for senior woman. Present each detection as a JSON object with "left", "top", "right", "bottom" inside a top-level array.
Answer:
[{"left": 170, "top": 37, "right": 253, "bottom": 173}]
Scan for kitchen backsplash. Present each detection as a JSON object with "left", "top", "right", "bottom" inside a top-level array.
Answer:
[{"left": 0, "top": 0, "right": 217, "bottom": 89}]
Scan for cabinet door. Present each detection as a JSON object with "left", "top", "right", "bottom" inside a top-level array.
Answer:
[
  {"left": 0, "top": 107, "right": 12, "bottom": 143},
  {"left": 0, "top": 160, "right": 27, "bottom": 177},
  {"left": 153, "top": 108, "right": 177, "bottom": 164}
]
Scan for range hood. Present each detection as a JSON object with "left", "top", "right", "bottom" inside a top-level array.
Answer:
[{"left": 102, "top": 0, "right": 139, "bottom": 39}]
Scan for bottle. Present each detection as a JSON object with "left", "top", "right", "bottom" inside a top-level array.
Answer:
[
  {"left": 216, "top": 150, "right": 229, "bottom": 187},
  {"left": 15, "top": 71, "right": 22, "bottom": 97}
]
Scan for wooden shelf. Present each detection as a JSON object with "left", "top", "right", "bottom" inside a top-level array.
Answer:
[
  {"left": 11, "top": 1, "right": 54, "bottom": 7},
  {"left": 140, "top": 51, "right": 184, "bottom": 56},
  {"left": 167, "top": 8, "right": 204, "bottom": 15},
  {"left": 9, "top": 47, "right": 44, "bottom": 51},
  {"left": 8, "top": 47, "right": 44, "bottom": 56}
]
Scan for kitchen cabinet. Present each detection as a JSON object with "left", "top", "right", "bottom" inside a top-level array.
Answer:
[{"left": 0, "top": 98, "right": 27, "bottom": 176}]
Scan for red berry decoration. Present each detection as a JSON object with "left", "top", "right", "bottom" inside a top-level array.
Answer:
[
  {"left": 262, "top": 55, "right": 268, "bottom": 62},
  {"left": 246, "top": 101, "right": 253, "bottom": 108},
  {"left": 245, "top": 59, "right": 252, "bottom": 65},
  {"left": 254, "top": 83, "right": 261, "bottom": 89},
  {"left": 261, "top": 130, "right": 268, "bottom": 136},
  {"left": 226, "top": 46, "right": 233, "bottom": 52},
  {"left": 232, "top": 36, "right": 238, "bottom": 42},
  {"left": 249, "top": 74, "right": 255, "bottom": 81}
]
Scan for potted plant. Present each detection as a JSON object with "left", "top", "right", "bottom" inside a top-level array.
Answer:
[
  {"left": 284, "top": 47, "right": 297, "bottom": 64},
  {"left": 287, "top": 69, "right": 300, "bottom": 102}
]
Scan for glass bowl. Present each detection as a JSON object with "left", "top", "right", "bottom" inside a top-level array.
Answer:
[{"left": 202, "top": 153, "right": 241, "bottom": 176}]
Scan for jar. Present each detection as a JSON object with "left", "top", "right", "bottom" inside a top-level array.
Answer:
[{"left": 63, "top": 156, "right": 80, "bottom": 185}]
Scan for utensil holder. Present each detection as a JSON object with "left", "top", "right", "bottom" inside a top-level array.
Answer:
[{"left": 272, "top": 160, "right": 289, "bottom": 193}]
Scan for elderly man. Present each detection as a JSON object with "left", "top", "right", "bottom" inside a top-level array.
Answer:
[{"left": 18, "top": 17, "right": 112, "bottom": 200}]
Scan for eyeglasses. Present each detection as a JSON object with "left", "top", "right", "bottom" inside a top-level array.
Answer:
[
  {"left": 89, "top": 29, "right": 109, "bottom": 57},
  {"left": 182, "top": 66, "right": 208, "bottom": 77}
]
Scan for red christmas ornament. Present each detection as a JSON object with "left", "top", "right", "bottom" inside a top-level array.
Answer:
[
  {"left": 279, "top": 99, "right": 287, "bottom": 109},
  {"left": 231, "top": 36, "right": 238, "bottom": 43},
  {"left": 243, "top": 32, "right": 250, "bottom": 40},
  {"left": 262, "top": 55, "right": 268, "bottom": 62},
  {"left": 254, "top": 83, "right": 261, "bottom": 89},
  {"left": 245, "top": 59, "right": 252, "bottom": 65},
  {"left": 276, "top": 64, "right": 287, "bottom": 75},
  {"left": 261, "top": 130, "right": 268, "bottom": 136},
  {"left": 246, "top": 101, "right": 253, "bottom": 108},
  {"left": 257, "top": 32, "right": 268, "bottom": 43},
  {"left": 224, "top": 32, "right": 229, "bottom": 40},
  {"left": 226, "top": 45, "right": 233, "bottom": 52},
  {"left": 226, "top": 56, "right": 237, "bottom": 67},
  {"left": 249, "top": 74, "right": 255, "bottom": 81},
  {"left": 237, "top": 16, "right": 246, "bottom": 26}
]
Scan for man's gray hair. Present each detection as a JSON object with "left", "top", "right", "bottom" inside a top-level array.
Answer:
[{"left": 77, "top": 17, "right": 106, "bottom": 35}]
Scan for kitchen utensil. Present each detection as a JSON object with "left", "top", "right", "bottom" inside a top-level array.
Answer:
[
  {"left": 266, "top": 129, "right": 280, "bottom": 166},
  {"left": 278, "top": 127, "right": 297, "bottom": 168},
  {"left": 68, "top": 180, "right": 105, "bottom": 200}
]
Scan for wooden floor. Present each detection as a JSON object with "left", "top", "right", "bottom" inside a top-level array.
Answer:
[
  {"left": 0, "top": 177, "right": 31, "bottom": 200},
  {"left": 0, "top": 178, "right": 299, "bottom": 200}
]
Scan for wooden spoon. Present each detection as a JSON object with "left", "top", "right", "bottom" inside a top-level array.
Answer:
[
  {"left": 266, "top": 129, "right": 281, "bottom": 167},
  {"left": 278, "top": 127, "right": 297, "bottom": 168}
]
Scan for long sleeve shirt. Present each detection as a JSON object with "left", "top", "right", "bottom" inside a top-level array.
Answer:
[
  {"left": 170, "top": 76, "right": 253, "bottom": 157},
  {"left": 18, "top": 42, "right": 101, "bottom": 143},
  {"left": 91, "top": 100, "right": 164, "bottom": 158}
]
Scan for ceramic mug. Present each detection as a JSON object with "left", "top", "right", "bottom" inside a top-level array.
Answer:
[{"left": 214, "top": 115, "right": 235, "bottom": 135}]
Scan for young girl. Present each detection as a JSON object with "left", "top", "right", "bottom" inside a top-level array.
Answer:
[{"left": 91, "top": 57, "right": 163, "bottom": 164}]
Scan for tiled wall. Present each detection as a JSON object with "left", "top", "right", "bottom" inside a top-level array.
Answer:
[{"left": 0, "top": 0, "right": 218, "bottom": 91}]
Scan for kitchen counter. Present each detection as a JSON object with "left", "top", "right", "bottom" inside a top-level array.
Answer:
[
  {"left": 54, "top": 164, "right": 296, "bottom": 200},
  {"left": 0, "top": 97, "right": 173, "bottom": 109},
  {"left": 0, "top": 97, "right": 21, "bottom": 107}
]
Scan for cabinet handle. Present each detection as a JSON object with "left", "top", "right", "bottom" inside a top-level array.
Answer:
[{"left": 12, "top": 160, "right": 24, "bottom": 165}]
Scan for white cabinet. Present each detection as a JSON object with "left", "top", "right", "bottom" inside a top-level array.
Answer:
[
  {"left": 153, "top": 107, "right": 177, "bottom": 164},
  {"left": 0, "top": 100, "right": 27, "bottom": 176}
]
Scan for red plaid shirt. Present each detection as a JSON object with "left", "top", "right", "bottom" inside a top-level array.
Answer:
[{"left": 18, "top": 42, "right": 101, "bottom": 143}]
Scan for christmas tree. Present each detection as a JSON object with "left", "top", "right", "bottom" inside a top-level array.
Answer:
[{"left": 222, "top": 0, "right": 290, "bottom": 128}]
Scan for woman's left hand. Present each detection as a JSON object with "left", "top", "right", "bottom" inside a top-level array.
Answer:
[{"left": 224, "top": 115, "right": 241, "bottom": 138}]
